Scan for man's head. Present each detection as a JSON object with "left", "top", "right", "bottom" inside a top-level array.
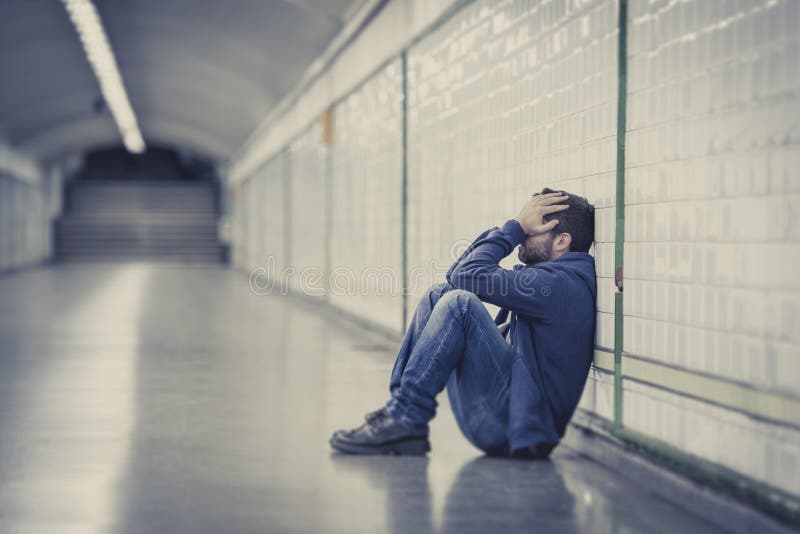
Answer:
[{"left": 517, "top": 187, "right": 595, "bottom": 265}]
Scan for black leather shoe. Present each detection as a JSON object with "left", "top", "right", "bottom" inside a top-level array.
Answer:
[
  {"left": 330, "top": 407, "right": 388, "bottom": 441},
  {"left": 330, "top": 408, "right": 430, "bottom": 455}
]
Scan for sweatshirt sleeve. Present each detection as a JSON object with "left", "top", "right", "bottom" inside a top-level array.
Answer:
[
  {"left": 446, "top": 220, "right": 563, "bottom": 320},
  {"left": 446, "top": 227, "right": 494, "bottom": 281}
]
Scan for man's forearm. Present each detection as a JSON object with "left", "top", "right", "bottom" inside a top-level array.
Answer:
[
  {"left": 446, "top": 220, "right": 524, "bottom": 289},
  {"left": 445, "top": 227, "right": 494, "bottom": 282}
]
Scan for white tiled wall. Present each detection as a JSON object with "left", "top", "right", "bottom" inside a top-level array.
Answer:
[
  {"left": 329, "top": 59, "right": 404, "bottom": 333},
  {"left": 406, "top": 0, "right": 619, "bottom": 413},
  {"left": 230, "top": 181, "right": 246, "bottom": 268},
  {"left": 623, "top": 0, "right": 800, "bottom": 493},
  {"left": 261, "top": 153, "right": 289, "bottom": 275},
  {"left": 246, "top": 175, "right": 260, "bottom": 269},
  {"left": 235, "top": 179, "right": 252, "bottom": 269},
  {"left": 236, "top": 153, "right": 288, "bottom": 276},
  {"left": 624, "top": 379, "right": 800, "bottom": 496},
  {"left": 227, "top": 0, "right": 800, "bottom": 496},
  {"left": 577, "top": 360, "right": 615, "bottom": 420},
  {"left": 233, "top": 175, "right": 259, "bottom": 272},
  {"left": 0, "top": 174, "right": 51, "bottom": 271},
  {"left": 624, "top": 0, "right": 800, "bottom": 389},
  {"left": 289, "top": 123, "right": 327, "bottom": 295}
]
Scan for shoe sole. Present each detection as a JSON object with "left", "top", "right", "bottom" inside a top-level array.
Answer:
[{"left": 330, "top": 435, "right": 431, "bottom": 456}]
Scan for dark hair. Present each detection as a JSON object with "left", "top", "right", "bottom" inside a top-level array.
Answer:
[{"left": 535, "top": 187, "right": 595, "bottom": 253}]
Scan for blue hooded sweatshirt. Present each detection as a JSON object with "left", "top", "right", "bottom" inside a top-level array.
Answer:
[{"left": 446, "top": 219, "right": 597, "bottom": 454}]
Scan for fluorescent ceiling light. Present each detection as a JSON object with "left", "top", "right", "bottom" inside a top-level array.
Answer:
[{"left": 62, "top": 0, "right": 146, "bottom": 154}]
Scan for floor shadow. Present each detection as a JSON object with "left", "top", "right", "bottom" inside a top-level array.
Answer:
[
  {"left": 328, "top": 452, "right": 581, "bottom": 534},
  {"left": 440, "top": 456, "right": 580, "bottom": 534},
  {"left": 329, "top": 453, "right": 434, "bottom": 534}
]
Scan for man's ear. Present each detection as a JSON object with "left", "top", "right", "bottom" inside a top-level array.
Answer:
[{"left": 554, "top": 232, "right": 572, "bottom": 252}]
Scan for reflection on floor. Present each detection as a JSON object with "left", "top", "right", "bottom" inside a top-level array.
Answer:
[{"left": 0, "top": 264, "right": 726, "bottom": 533}]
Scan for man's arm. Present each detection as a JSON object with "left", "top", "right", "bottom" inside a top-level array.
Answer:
[
  {"left": 445, "top": 228, "right": 493, "bottom": 282},
  {"left": 445, "top": 220, "right": 561, "bottom": 319},
  {"left": 446, "top": 193, "right": 570, "bottom": 320}
]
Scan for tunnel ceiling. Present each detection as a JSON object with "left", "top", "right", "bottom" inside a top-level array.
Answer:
[{"left": 0, "top": 0, "right": 359, "bottom": 165}]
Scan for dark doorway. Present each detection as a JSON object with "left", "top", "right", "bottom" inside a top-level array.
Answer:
[{"left": 77, "top": 146, "right": 215, "bottom": 182}]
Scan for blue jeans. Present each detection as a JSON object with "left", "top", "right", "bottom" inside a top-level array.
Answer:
[{"left": 386, "top": 283, "right": 514, "bottom": 455}]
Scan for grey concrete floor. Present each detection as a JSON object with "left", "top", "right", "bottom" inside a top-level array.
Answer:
[{"left": 0, "top": 263, "right": 728, "bottom": 533}]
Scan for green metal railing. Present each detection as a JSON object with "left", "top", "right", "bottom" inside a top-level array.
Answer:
[{"left": 613, "top": 0, "right": 628, "bottom": 429}]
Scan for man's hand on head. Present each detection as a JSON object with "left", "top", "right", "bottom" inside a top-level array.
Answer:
[{"left": 514, "top": 192, "right": 570, "bottom": 236}]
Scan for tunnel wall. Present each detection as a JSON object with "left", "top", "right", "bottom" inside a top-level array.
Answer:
[
  {"left": 288, "top": 123, "right": 327, "bottom": 294},
  {"left": 234, "top": 152, "right": 289, "bottom": 275},
  {"left": 329, "top": 59, "right": 405, "bottom": 331},
  {"left": 227, "top": 0, "right": 800, "bottom": 503},
  {"left": 620, "top": 0, "right": 799, "bottom": 495},
  {"left": 0, "top": 172, "right": 57, "bottom": 272}
]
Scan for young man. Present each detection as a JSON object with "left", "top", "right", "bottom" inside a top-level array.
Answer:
[{"left": 330, "top": 188, "right": 597, "bottom": 458}]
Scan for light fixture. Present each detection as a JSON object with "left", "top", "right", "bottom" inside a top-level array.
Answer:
[{"left": 62, "top": 0, "right": 146, "bottom": 154}]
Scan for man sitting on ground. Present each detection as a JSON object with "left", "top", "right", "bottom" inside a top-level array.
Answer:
[{"left": 330, "top": 188, "right": 597, "bottom": 459}]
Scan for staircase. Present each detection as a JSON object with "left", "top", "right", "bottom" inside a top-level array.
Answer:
[{"left": 55, "top": 180, "right": 223, "bottom": 263}]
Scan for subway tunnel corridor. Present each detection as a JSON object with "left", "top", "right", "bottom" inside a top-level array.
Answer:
[
  {"left": 2, "top": 0, "right": 798, "bottom": 531},
  {"left": 0, "top": 263, "right": 727, "bottom": 534}
]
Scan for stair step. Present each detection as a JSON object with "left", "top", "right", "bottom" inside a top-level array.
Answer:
[
  {"left": 66, "top": 181, "right": 217, "bottom": 215},
  {"left": 55, "top": 226, "right": 217, "bottom": 236},
  {"left": 57, "top": 255, "right": 222, "bottom": 263},
  {"left": 56, "top": 243, "right": 222, "bottom": 250},
  {"left": 58, "top": 180, "right": 222, "bottom": 264}
]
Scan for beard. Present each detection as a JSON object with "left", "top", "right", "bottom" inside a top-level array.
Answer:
[{"left": 517, "top": 234, "right": 554, "bottom": 265}]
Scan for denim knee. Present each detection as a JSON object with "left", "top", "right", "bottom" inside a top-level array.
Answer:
[
  {"left": 420, "top": 282, "right": 454, "bottom": 308},
  {"left": 435, "top": 288, "right": 480, "bottom": 311},
  {"left": 426, "top": 282, "right": 453, "bottom": 297}
]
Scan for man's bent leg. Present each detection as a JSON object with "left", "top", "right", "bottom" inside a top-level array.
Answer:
[
  {"left": 385, "top": 289, "right": 514, "bottom": 435},
  {"left": 389, "top": 282, "right": 455, "bottom": 395},
  {"left": 445, "top": 342, "right": 514, "bottom": 454},
  {"left": 329, "top": 286, "right": 512, "bottom": 455},
  {"left": 329, "top": 283, "right": 456, "bottom": 455}
]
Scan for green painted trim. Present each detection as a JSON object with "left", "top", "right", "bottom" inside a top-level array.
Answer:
[
  {"left": 622, "top": 353, "right": 800, "bottom": 429},
  {"left": 400, "top": 51, "right": 409, "bottom": 334},
  {"left": 613, "top": 0, "right": 629, "bottom": 428},
  {"left": 572, "top": 410, "right": 800, "bottom": 527},
  {"left": 613, "top": 294, "right": 623, "bottom": 427}
]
